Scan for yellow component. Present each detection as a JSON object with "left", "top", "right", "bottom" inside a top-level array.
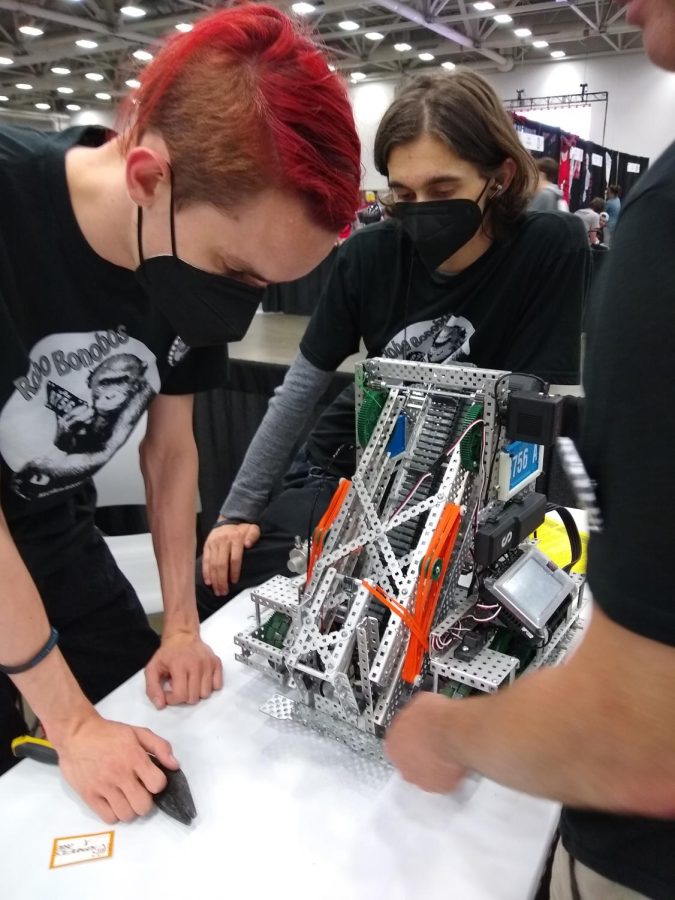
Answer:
[
  {"left": 534, "top": 514, "right": 588, "bottom": 574},
  {"left": 11, "top": 734, "right": 54, "bottom": 753}
]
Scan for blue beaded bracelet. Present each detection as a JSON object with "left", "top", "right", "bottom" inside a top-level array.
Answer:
[{"left": 0, "top": 627, "right": 59, "bottom": 675}]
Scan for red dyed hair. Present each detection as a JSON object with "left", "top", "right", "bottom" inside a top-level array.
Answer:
[{"left": 120, "top": 5, "right": 361, "bottom": 232}]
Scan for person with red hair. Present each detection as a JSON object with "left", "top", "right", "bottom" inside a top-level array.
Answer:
[{"left": 0, "top": 4, "right": 360, "bottom": 823}]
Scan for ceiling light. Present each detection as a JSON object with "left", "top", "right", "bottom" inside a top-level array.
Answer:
[
  {"left": 66, "top": 103, "right": 81, "bottom": 111},
  {"left": 365, "top": 31, "right": 384, "bottom": 40},
  {"left": 350, "top": 71, "right": 367, "bottom": 81},
  {"left": 551, "top": 49, "right": 566, "bottom": 58},
  {"left": 85, "top": 72, "right": 104, "bottom": 81},
  {"left": 394, "top": 42, "right": 412, "bottom": 51},
  {"left": 95, "top": 92, "right": 112, "bottom": 100},
  {"left": 35, "top": 102, "right": 51, "bottom": 110},
  {"left": 473, "top": 1, "right": 495, "bottom": 9},
  {"left": 514, "top": 27, "right": 532, "bottom": 37},
  {"left": 291, "top": 2, "right": 316, "bottom": 13},
  {"left": 51, "top": 66, "right": 70, "bottom": 75},
  {"left": 125, "top": 78, "right": 141, "bottom": 88},
  {"left": 132, "top": 49, "right": 153, "bottom": 62},
  {"left": 76, "top": 39, "right": 98, "bottom": 49},
  {"left": 175, "top": 22, "right": 193, "bottom": 32},
  {"left": 0, "top": 56, "right": 13, "bottom": 66},
  {"left": 15, "top": 83, "right": 33, "bottom": 90},
  {"left": 339, "top": 20, "right": 360, "bottom": 31},
  {"left": 418, "top": 52, "right": 435, "bottom": 61},
  {"left": 0, "top": 95, "right": 8, "bottom": 102},
  {"left": 57, "top": 86, "right": 74, "bottom": 94},
  {"left": 493, "top": 14, "right": 513, "bottom": 23},
  {"left": 19, "top": 25, "right": 44, "bottom": 37},
  {"left": 532, "top": 39, "right": 549, "bottom": 48},
  {"left": 441, "top": 61, "right": 456, "bottom": 70},
  {"left": 120, "top": 5, "right": 146, "bottom": 17}
]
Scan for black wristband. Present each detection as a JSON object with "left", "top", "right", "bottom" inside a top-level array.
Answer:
[
  {"left": 212, "top": 518, "right": 233, "bottom": 529},
  {"left": 0, "top": 627, "right": 59, "bottom": 676}
]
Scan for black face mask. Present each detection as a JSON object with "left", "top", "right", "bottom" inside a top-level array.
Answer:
[
  {"left": 135, "top": 174, "right": 263, "bottom": 348},
  {"left": 393, "top": 180, "right": 494, "bottom": 273}
]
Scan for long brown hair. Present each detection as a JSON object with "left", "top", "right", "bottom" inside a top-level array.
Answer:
[{"left": 374, "top": 70, "right": 538, "bottom": 240}]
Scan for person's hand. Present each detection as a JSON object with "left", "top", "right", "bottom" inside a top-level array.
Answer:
[
  {"left": 385, "top": 692, "right": 469, "bottom": 793},
  {"left": 144, "top": 630, "right": 223, "bottom": 709},
  {"left": 54, "top": 710, "right": 178, "bottom": 824},
  {"left": 202, "top": 522, "right": 261, "bottom": 597}
]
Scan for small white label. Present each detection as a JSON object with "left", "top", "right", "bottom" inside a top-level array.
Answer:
[
  {"left": 518, "top": 131, "right": 544, "bottom": 152},
  {"left": 626, "top": 161, "right": 641, "bottom": 174},
  {"left": 591, "top": 153, "right": 603, "bottom": 167},
  {"left": 50, "top": 831, "right": 114, "bottom": 869},
  {"left": 570, "top": 147, "right": 584, "bottom": 161}
]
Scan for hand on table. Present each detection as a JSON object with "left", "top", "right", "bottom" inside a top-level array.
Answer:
[
  {"left": 202, "top": 522, "right": 261, "bottom": 597},
  {"left": 54, "top": 710, "right": 177, "bottom": 824},
  {"left": 385, "top": 692, "right": 469, "bottom": 793},
  {"left": 145, "top": 630, "right": 223, "bottom": 709}
]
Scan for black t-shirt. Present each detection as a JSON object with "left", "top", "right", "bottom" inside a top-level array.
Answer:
[
  {"left": 0, "top": 125, "right": 227, "bottom": 575},
  {"left": 302, "top": 213, "right": 589, "bottom": 474},
  {"left": 560, "top": 144, "right": 675, "bottom": 899}
]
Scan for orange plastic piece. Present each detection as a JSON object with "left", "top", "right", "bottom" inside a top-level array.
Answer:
[
  {"left": 306, "top": 479, "right": 352, "bottom": 584},
  {"left": 360, "top": 503, "right": 462, "bottom": 685},
  {"left": 361, "top": 580, "right": 429, "bottom": 650},
  {"left": 402, "top": 503, "right": 462, "bottom": 683}
]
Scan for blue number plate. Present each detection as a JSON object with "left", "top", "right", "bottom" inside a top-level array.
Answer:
[{"left": 506, "top": 441, "right": 541, "bottom": 491}]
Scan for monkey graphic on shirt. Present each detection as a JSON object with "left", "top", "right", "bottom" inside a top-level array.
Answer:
[
  {"left": 0, "top": 329, "right": 161, "bottom": 501},
  {"left": 12, "top": 354, "right": 154, "bottom": 500},
  {"left": 50, "top": 355, "right": 150, "bottom": 455}
]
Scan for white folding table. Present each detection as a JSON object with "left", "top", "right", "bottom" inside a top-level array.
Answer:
[{"left": 0, "top": 589, "right": 564, "bottom": 900}]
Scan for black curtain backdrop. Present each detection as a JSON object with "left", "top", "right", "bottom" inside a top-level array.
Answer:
[
  {"left": 512, "top": 113, "right": 562, "bottom": 161},
  {"left": 96, "top": 359, "right": 352, "bottom": 549},
  {"left": 615, "top": 153, "right": 650, "bottom": 198},
  {"left": 262, "top": 245, "right": 338, "bottom": 315},
  {"left": 510, "top": 111, "right": 650, "bottom": 211}
]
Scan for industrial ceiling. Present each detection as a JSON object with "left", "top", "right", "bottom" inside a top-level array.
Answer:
[{"left": 0, "top": 0, "right": 639, "bottom": 114}]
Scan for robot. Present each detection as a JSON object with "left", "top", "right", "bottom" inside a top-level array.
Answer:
[{"left": 235, "top": 359, "right": 585, "bottom": 760}]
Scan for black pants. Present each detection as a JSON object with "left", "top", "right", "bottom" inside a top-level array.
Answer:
[
  {"left": 196, "top": 447, "right": 340, "bottom": 620},
  {"left": 0, "top": 531, "right": 160, "bottom": 776}
]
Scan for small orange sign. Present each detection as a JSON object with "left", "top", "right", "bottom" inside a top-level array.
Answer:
[{"left": 49, "top": 830, "right": 115, "bottom": 869}]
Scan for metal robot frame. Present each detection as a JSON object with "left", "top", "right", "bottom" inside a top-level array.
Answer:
[{"left": 235, "top": 358, "right": 584, "bottom": 759}]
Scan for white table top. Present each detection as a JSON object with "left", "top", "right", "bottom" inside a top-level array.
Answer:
[{"left": 0, "top": 591, "right": 563, "bottom": 900}]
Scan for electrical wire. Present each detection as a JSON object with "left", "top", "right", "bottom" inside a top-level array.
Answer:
[
  {"left": 493, "top": 372, "right": 549, "bottom": 399},
  {"left": 389, "top": 417, "right": 485, "bottom": 520},
  {"left": 432, "top": 604, "right": 502, "bottom": 652},
  {"left": 545, "top": 503, "right": 583, "bottom": 573},
  {"left": 401, "top": 251, "right": 415, "bottom": 362}
]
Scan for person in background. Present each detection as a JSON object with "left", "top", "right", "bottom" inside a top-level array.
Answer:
[
  {"left": 575, "top": 198, "right": 606, "bottom": 246},
  {"left": 605, "top": 184, "right": 622, "bottom": 244},
  {"left": 385, "top": 0, "right": 675, "bottom": 894},
  {"left": 0, "top": 4, "right": 360, "bottom": 823},
  {"left": 529, "top": 157, "right": 569, "bottom": 212},
  {"left": 197, "top": 70, "right": 588, "bottom": 616}
]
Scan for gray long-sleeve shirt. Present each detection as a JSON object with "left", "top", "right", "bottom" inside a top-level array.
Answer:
[{"left": 219, "top": 351, "right": 335, "bottom": 523}]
